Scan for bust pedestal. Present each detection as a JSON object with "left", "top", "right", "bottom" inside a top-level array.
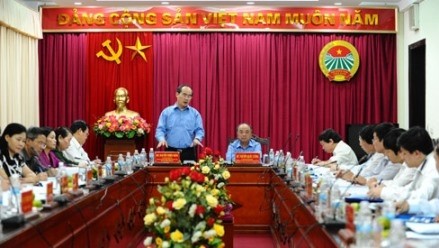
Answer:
[{"left": 103, "top": 138, "right": 143, "bottom": 159}]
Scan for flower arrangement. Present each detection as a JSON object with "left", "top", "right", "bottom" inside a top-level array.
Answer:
[
  {"left": 144, "top": 147, "right": 232, "bottom": 248},
  {"left": 93, "top": 115, "right": 151, "bottom": 139}
]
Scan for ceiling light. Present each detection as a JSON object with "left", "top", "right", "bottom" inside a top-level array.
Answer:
[
  {"left": 161, "top": 1, "right": 169, "bottom": 4},
  {"left": 247, "top": 1, "right": 255, "bottom": 5},
  {"left": 74, "top": 2, "right": 82, "bottom": 5},
  {"left": 334, "top": 2, "right": 342, "bottom": 6}
]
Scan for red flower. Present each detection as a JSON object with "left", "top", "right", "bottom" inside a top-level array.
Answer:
[
  {"left": 198, "top": 152, "right": 206, "bottom": 160},
  {"left": 214, "top": 205, "right": 224, "bottom": 215},
  {"left": 207, "top": 217, "right": 215, "bottom": 227},
  {"left": 189, "top": 171, "right": 205, "bottom": 183},
  {"left": 195, "top": 205, "right": 205, "bottom": 216},
  {"left": 214, "top": 150, "right": 221, "bottom": 157},
  {"left": 170, "top": 169, "right": 181, "bottom": 181},
  {"left": 204, "top": 147, "right": 213, "bottom": 156},
  {"left": 181, "top": 167, "right": 191, "bottom": 176},
  {"left": 165, "top": 201, "right": 173, "bottom": 210}
]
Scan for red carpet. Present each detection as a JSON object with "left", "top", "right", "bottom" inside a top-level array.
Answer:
[
  {"left": 233, "top": 233, "right": 275, "bottom": 248},
  {"left": 136, "top": 233, "right": 275, "bottom": 248}
]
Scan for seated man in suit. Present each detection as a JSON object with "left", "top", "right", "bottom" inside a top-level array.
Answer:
[{"left": 226, "top": 123, "right": 262, "bottom": 162}]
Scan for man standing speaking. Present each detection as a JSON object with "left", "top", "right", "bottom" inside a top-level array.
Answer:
[{"left": 155, "top": 84, "right": 204, "bottom": 162}]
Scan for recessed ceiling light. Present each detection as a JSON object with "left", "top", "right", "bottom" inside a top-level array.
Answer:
[
  {"left": 161, "top": 1, "right": 169, "bottom": 5},
  {"left": 74, "top": 2, "right": 82, "bottom": 5},
  {"left": 247, "top": 1, "right": 255, "bottom": 5},
  {"left": 334, "top": 2, "right": 342, "bottom": 6}
]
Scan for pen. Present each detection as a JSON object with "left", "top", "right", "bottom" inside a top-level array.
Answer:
[
  {"left": 312, "top": 156, "right": 319, "bottom": 164},
  {"left": 378, "top": 179, "right": 383, "bottom": 185}
]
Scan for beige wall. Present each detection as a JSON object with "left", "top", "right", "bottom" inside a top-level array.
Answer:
[{"left": 397, "top": 0, "right": 439, "bottom": 138}]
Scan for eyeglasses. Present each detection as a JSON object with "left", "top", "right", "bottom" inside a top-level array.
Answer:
[{"left": 180, "top": 93, "right": 193, "bottom": 99}]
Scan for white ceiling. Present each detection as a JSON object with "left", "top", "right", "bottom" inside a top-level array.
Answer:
[{"left": 18, "top": 0, "right": 420, "bottom": 11}]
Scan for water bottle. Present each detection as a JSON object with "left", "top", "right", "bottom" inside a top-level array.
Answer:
[
  {"left": 330, "top": 184, "right": 342, "bottom": 219},
  {"left": 317, "top": 178, "right": 329, "bottom": 222},
  {"left": 133, "top": 149, "right": 140, "bottom": 167},
  {"left": 125, "top": 152, "right": 133, "bottom": 175},
  {"left": 388, "top": 219, "right": 405, "bottom": 247},
  {"left": 117, "top": 154, "right": 125, "bottom": 173},
  {"left": 285, "top": 152, "right": 293, "bottom": 178},
  {"left": 297, "top": 155, "right": 306, "bottom": 184},
  {"left": 278, "top": 150, "right": 285, "bottom": 170},
  {"left": 149, "top": 148, "right": 154, "bottom": 165},
  {"left": 10, "top": 174, "right": 21, "bottom": 213},
  {"left": 140, "top": 148, "right": 147, "bottom": 167},
  {"left": 268, "top": 149, "right": 275, "bottom": 166},
  {"left": 57, "top": 162, "right": 67, "bottom": 194},
  {"left": 355, "top": 201, "right": 373, "bottom": 247},
  {"left": 105, "top": 156, "right": 112, "bottom": 177},
  {"left": 273, "top": 151, "right": 279, "bottom": 167}
]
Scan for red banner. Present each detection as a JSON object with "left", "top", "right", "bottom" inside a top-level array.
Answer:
[{"left": 42, "top": 6, "right": 397, "bottom": 33}]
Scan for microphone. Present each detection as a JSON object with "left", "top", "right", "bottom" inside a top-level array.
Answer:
[
  {"left": 293, "top": 134, "right": 300, "bottom": 156},
  {"left": 281, "top": 133, "right": 293, "bottom": 152},
  {"left": 330, "top": 164, "right": 366, "bottom": 220}
]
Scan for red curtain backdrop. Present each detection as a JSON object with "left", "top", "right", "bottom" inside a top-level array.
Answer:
[
  {"left": 39, "top": 33, "right": 87, "bottom": 125},
  {"left": 40, "top": 32, "right": 396, "bottom": 161},
  {"left": 39, "top": 32, "right": 154, "bottom": 159},
  {"left": 85, "top": 32, "right": 154, "bottom": 159},
  {"left": 152, "top": 33, "right": 397, "bottom": 161}
]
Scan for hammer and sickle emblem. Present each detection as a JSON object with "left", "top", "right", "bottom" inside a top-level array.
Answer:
[{"left": 96, "top": 38, "right": 123, "bottom": 64}]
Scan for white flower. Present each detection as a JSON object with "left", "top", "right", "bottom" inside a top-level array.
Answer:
[
  {"left": 217, "top": 182, "right": 225, "bottom": 188},
  {"left": 172, "top": 198, "right": 187, "bottom": 210},
  {"left": 160, "top": 219, "right": 171, "bottom": 228},
  {"left": 201, "top": 166, "right": 210, "bottom": 174},
  {"left": 206, "top": 194, "right": 218, "bottom": 208},
  {"left": 191, "top": 231, "right": 202, "bottom": 243},
  {"left": 195, "top": 221, "right": 206, "bottom": 231},
  {"left": 143, "top": 237, "right": 152, "bottom": 246},
  {"left": 144, "top": 213, "right": 156, "bottom": 225},
  {"left": 162, "top": 241, "right": 170, "bottom": 248},
  {"left": 203, "top": 229, "right": 217, "bottom": 239},
  {"left": 188, "top": 204, "right": 197, "bottom": 217}
]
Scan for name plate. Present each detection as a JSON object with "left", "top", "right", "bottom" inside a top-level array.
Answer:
[
  {"left": 46, "top": 182, "right": 53, "bottom": 203},
  {"left": 21, "top": 189, "right": 33, "bottom": 213},
  {"left": 235, "top": 152, "right": 261, "bottom": 164},
  {"left": 72, "top": 173, "right": 79, "bottom": 191},
  {"left": 155, "top": 151, "right": 181, "bottom": 164}
]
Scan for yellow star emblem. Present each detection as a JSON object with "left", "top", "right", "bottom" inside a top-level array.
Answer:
[{"left": 125, "top": 37, "right": 151, "bottom": 61}]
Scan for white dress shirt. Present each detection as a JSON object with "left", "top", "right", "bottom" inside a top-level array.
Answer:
[
  {"left": 367, "top": 157, "right": 401, "bottom": 181},
  {"left": 408, "top": 197, "right": 439, "bottom": 215},
  {"left": 329, "top": 140, "right": 359, "bottom": 167},
  {"left": 391, "top": 154, "right": 439, "bottom": 202},
  {"left": 359, "top": 152, "right": 385, "bottom": 177},
  {"left": 63, "top": 137, "right": 90, "bottom": 165},
  {"left": 379, "top": 163, "right": 417, "bottom": 201}
]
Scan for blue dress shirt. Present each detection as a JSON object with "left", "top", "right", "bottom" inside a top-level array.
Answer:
[
  {"left": 226, "top": 139, "right": 262, "bottom": 162},
  {"left": 155, "top": 104, "right": 204, "bottom": 148}
]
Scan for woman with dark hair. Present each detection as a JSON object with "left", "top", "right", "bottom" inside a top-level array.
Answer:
[
  {"left": 53, "top": 126, "right": 77, "bottom": 166},
  {"left": 38, "top": 127, "right": 60, "bottom": 176},
  {"left": 0, "top": 123, "right": 39, "bottom": 184}
]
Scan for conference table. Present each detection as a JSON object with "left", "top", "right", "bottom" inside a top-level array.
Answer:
[{"left": 0, "top": 164, "right": 338, "bottom": 248}]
